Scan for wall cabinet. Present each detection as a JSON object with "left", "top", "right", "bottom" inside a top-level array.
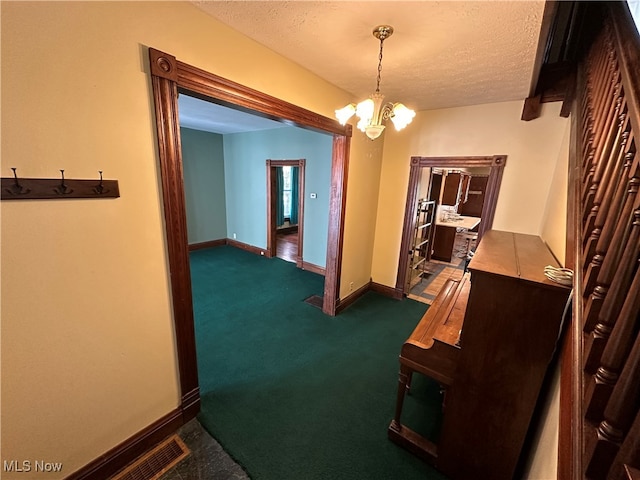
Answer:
[
  {"left": 441, "top": 173, "right": 461, "bottom": 205},
  {"left": 458, "top": 176, "right": 488, "bottom": 217}
]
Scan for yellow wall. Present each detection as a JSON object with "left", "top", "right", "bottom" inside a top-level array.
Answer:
[
  {"left": 540, "top": 119, "right": 571, "bottom": 265},
  {"left": 1, "top": 2, "right": 377, "bottom": 477},
  {"left": 340, "top": 132, "right": 385, "bottom": 298},
  {"left": 371, "top": 101, "right": 570, "bottom": 287}
]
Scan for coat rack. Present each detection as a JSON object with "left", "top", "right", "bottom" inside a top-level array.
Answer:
[{"left": 1, "top": 169, "right": 120, "bottom": 200}]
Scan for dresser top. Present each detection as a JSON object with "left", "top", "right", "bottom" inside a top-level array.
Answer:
[{"left": 468, "top": 230, "right": 568, "bottom": 289}]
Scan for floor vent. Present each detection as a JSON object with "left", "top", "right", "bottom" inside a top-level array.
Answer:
[
  {"left": 304, "top": 294, "right": 323, "bottom": 309},
  {"left": 110, "top": 435, "right": 189, "bottom": 480}
]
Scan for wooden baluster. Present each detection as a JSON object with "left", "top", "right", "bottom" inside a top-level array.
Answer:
[
  {"left": 584, "top": 107, "right": 628, "bottom": 239},
  {"left": 583, "top": 178, "right": 640, "bottom": 330},
  {"left": 584, "top": 253, "right": 640, "bottom": 420},
  {"left": 584, "top": 139, "right": 637, "bottom": 278},
  {"left": 583, "top": 78, "right": 623, "bottom": 220},
  {"left": 590, "top": 30, "right": 616, "bottom": 142},
  {"left": 585, "top": 327, "right": 640, "bottom": 478},
  {"left": 584, "top": 210, "right": 640, "bottom": 373},
  {"left": 583, "top": 122, "right": 632, "bottom": 259},
  {"left": 609, "top": 409, "right": 640, "bottom": 480},
  {"left": 583, "top": 46, "right": 616, "bottom": 191}
]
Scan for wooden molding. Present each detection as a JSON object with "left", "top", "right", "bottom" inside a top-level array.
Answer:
[
  {"left": 147, "top": 45, "right": 351, "bottom": 443},
  {"left": 336, "top": 280, "right": 371, "bottom": 314},
  {"left": 300, "top": 261, "right": 325, "bottom": 276},
  {"left": 66, "top": 408, "right": 183, "bottom": 480},
  {"left": 323, "top": 135, "right": 350, "bottom": 316},
  {"left": 370, "top": 281, "right": 404, "bottom": 300},
  {"left": 149, "top": 53, "right": 200, "bottom": 409},
  {"left": 188, "top": 239, "right": 226, "bottom": 251},
  {"left": 226, "top": 238, "right": 267, "bottom": 257},
  {"left": 176, "top": 61, "right": 348, "bottom": 136},
  {"left": 149, "top": 49, "right": 177, "bottom": 81},
  {"left": 266, "top": 159, "right": 305, "bottom": 262},
  {"left": 395, "top": 156, "right": 506, "bottom": 295}
]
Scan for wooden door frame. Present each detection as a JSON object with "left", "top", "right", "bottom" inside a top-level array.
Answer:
[
  {"left": 148, "top": 48, "right": 351, "bottom": 420},
  {"left": 266, "top": 159, "right": 306, "bottom": 267},
  {"left": 395, "top": 155, "right": 507, "bottom": 295}
]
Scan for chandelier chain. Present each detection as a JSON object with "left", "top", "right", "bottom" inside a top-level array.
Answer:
[{"left": 376, "top": 36, "right": 385, "bottom": 93}]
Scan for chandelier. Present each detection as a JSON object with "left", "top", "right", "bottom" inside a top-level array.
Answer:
[{"left": 335, "top": 25, "right": 415, "bottom": 140}]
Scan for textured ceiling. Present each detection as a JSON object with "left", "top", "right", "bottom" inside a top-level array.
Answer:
[
  {"left": 191, "top": 0, "right": 546, "bottom": 112},
  {"left": 180, "top": 1, "right": 545, "bottom": 134}
]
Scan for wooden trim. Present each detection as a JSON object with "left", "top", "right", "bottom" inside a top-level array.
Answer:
[
  {"left": 395, "top": 155, "right": 507, "bottom": 295},
  {"left": 335, "top": 280, "right": 371, "bottom": 314},
  {"left": 558, "top": 91, "right": 582, "bottom": 480},
  {"left": 66, "top": 408, "right": 183, "bottom": 480},
  {"left": 395, "top": 158, "right": 423, "bottom": 296},
  {"left": 188, "top": 239, "right": 226, "bottom": 251},
  {"left": 370, "top": 281, "right": 404, "bottom": 300},
  {"left": 527, "top": 1, "right": 559, "bottom": 98},
  {"left": 323, "top": 134, "right": 351, "bottom": 315},
  {"left": 176, "top": 61, "right": 349, "bottom": 136},
  {"left": 148, "top": 46, "right": 351, "bottom": 435},
  {"left": 300, "top": 261, "right": 325, "bottom": 276},
  {"left": 266, "top": 159, "right": 306, "bottom": 264},
  {"left": 226, "top": 238, "right": 268, "bottom": 257},
  {"left": 149, "top": 50, "right": 200, "bottom": 407},
  {"left": 609, "top": 2, "right": 640, "bottom": 148}
]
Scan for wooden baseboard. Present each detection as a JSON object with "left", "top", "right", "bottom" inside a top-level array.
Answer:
[
  {"left": 188, "top": 239, "right": 226, "bottom": 251},
  {"left": 66, "top": 408, "right": 184, "bottom": 480},
  {"left": 226, "top": 238, "right": 267, "bottom": 257},
  {"left": 336, "top": 280, "right": 371, "bottom": 314},
  {"left": 300, "top": 261, "right": 325, "bottom": 276},
  {"left": 181, "top": 387, "right": 200, "bottom": 423},
  {"left": 370, "top": 281, "right": 404, "bottom": 300}
]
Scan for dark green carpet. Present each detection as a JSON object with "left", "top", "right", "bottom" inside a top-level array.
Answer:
[{"left": 190, "top": 246, "right": 447, "bottom": 480}]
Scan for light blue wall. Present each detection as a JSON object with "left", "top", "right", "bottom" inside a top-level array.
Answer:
[
  {"left": 223, "top": 127, "right": 333, "bottom": 268},
  {"left": 180, "top": 127, "right": 227, "bottom": 244}
]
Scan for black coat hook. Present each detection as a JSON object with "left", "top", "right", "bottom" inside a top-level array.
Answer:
[
  {"left": 5, "top": 168, "right": 30, "bottom": 196},
  {"left": 54, "top": 169, "right": 73, "bottom": 195},
  {"left": 93, "top": 170, "right": 109, "bottom": 195}
]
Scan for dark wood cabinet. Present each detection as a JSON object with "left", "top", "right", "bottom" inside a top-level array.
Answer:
[
  {"left": 458, "top": 175, "right": 488, "bottom": 217},
  {"left": 432, "top": 225, "right": 456, "bottom": 262},
  {"left": 441, "top": 172, "right": 462, "bottom": 205}
]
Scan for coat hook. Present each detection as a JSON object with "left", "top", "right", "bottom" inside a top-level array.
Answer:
[
  {"left": 12, "top": 168, "right": 20, "bottom": 187},
  {"left": 93, "top": 170, "right": 108, "bottom": 195},
  {"left": 54, "top": 169, "right": 73, "bottom": 195},
  {"left": 5, "top": 167, "right": 30, "bottom": 195}
]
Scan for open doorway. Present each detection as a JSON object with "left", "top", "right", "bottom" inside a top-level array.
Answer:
[
  {"left": 148, "top": 48, "right": 351, "bottom": 419},
  {"left": 267, "top": 159, "right": 306, "bottom": 266},
  {"left": 396, "top": 155, "right": 507, "bottom": 303}
]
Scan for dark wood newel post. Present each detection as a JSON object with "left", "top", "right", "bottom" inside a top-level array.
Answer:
[{"left": 149, "top": 48, "right": 200, "bottom": 421}]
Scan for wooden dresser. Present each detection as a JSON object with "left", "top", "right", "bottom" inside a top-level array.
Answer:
[{"left": 390, "top": 230, "right": 571, "bottom": 479}]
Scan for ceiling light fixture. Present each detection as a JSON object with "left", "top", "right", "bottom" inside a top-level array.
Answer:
[{"left": 335, "top": 25, "right": 415, "bottom": 140}]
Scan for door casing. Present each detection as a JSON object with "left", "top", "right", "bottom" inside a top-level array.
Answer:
[
  {"left": 267, "top": 159, "right": 306, "bottom": 266},
  {"left": 395, "top": 155, "right": 507, "bottom": 296},
  {"left": 148, "top": 48, "right": 351, "bottom": 419}
]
